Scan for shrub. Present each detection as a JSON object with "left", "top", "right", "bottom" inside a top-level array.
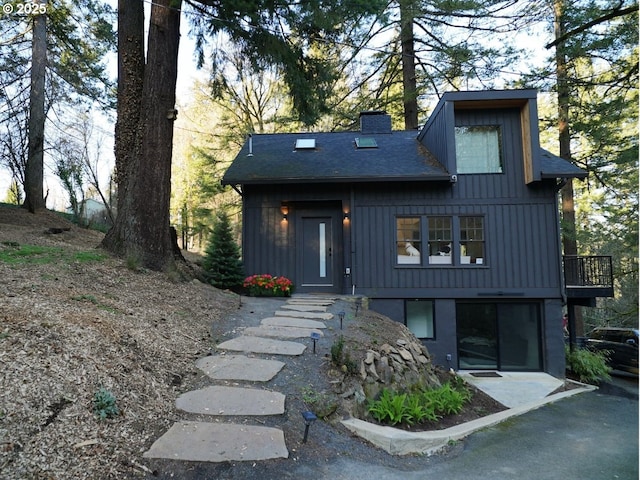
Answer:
[
  {"left": 330, "top": 335, "right": 358, "bottom": 374},
  {"left": 301, "top": 387, "right": 339, "bottom": 418},
  {"left": 93, "top": 388, "right": 119, "bottom": 420},
  {"left": 565, "top": 345, "right": 612, "bottom": 384},
  {"left": 202, "top": 212, "right": 244, "bottom": 290},
  {"left": 243, "top": 274, "right": 293, "bottom": 297}
]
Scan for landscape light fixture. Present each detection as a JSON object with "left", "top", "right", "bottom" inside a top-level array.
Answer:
[
  {"left": 301, "top": 411, "right": 317, "bottom": 443},
  {"left": 338, "top": 311, "right": 345, "bottom": 330},
  {"left": 310, "top": 331, "right": 321, "bottom": 354}
]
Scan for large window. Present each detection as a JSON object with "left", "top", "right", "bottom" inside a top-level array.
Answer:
[
  {"left": 396, "top": 215, "right": 486, "bottom": 267},
  {"left": 406, "top": 300, "right": 434, "bottom": 339},
  {"left": 455, "top": 126, "right": 503, "bottom": 174},
  {"left": 397, "top": 217, "right": 421, "bottom": 264},
  {"left": 428, "top": 217, "right": 452, "bottom": 265},
  {"left": 459, "top": 216, "right": 484, "bottom": 265}
]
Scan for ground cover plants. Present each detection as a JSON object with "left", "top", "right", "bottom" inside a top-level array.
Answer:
[
  {"left": 368, "top": 379, "right": 472, "bottom": 427},
  {"left": 0, "top": 242, "right": 107, "bottom": 265}
]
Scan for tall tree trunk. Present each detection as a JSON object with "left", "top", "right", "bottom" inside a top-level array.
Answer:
[
  {"left": 23, "top": 4, "right": 47, "bottom": 213},
  {"left": 102, "top": 0, "right": 144, "bottom": 253},
  {"left": 554, "top": 0, "right": 583, "bottom": 338},
  {"left": 102, "top": 0, "right": 182, "bottom": 271},
  {"left": 399, "top": 0, "right": 418, "bottom": 130}
]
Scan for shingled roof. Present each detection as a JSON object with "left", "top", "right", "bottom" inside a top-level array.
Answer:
[
  {"left": 221, "top": 130, "right": 451, "bottom": 185},
  {"left": 538, "top": 148, "right": 588, "bottom": 179}
]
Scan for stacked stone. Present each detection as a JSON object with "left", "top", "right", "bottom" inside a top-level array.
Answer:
[{"left": 359, "top": 338, "right": 440, "bottom": 398}]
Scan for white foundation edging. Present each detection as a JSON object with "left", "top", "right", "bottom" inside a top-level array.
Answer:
[{"left": 341, "top": 384, "right": 595, "bottom": 456}]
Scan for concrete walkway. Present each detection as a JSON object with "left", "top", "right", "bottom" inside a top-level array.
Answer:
[{"left": 143, "top": 295, "right": 335, "bottom": 463}]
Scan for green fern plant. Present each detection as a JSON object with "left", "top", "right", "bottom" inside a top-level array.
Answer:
[
  {"left": 565, "top": 345, "right": 611, "bottom": 384},
  {"left": 368, "top": 389, "right": 410, "bottom": 425}
]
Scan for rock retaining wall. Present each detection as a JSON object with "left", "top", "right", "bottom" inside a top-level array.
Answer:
[{"left": 359, "top": 338, "right": 441, "bottom": 399}]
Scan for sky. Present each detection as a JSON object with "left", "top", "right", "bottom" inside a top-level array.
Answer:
[{"left": 0, "top": 1, "right": 207, "bottom": 209}]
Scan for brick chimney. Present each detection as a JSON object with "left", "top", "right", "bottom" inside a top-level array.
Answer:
[{"left": 359, "top": 111, "right": 392, "bottom": 134}]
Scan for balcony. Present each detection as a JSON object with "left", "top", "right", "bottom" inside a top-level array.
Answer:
[{"left": 563, "top": 255, "right": 614, "bottom": 299}]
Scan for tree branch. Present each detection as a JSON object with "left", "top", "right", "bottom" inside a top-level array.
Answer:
[{"left": 545, "top": 3, "right": 638, "bottom": 49}]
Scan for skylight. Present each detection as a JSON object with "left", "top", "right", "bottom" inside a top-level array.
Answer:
[
  {"left": 295, "top": 138, "right": 316, "bottom": 149},
  {"left": 355, "top": 137, "right": 378, "bottom": 148}
]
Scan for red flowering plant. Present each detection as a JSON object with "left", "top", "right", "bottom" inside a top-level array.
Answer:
[{"left": 243, "top": 274, "right": 294, "bottom": 297}]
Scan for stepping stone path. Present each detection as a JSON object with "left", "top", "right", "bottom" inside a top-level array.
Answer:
[
  {"left": 196, "top": 355, "right": 285, "bottom": 382},
  {"left": 261, "top": 316, "right": 327, "bottom": 329},
  {"left": 243, "top": 325, "right": 324, "bottom": 339},
  {"left": 176, "top": 386, "right": 285, "bottom": 416},
  {"left": 275, "top": 310, "right": 334, "bottom": 321},
  {"left": 280, "top": 304, "right": 328, "bottom": 312},
  {"left": 144, "top": 295, "right": 336, "bottom": 464}
]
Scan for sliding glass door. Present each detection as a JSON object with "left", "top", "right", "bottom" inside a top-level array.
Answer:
[{"left": 457, "top": 302, "right": 542, "bottom": 371}]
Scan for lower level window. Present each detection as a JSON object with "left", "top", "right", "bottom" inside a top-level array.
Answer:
[{"left": 406, "top": 300, "right": 434, "bottom": 339}]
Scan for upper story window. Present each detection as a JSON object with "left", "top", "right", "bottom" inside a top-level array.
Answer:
[
  {"left": 460, "top": 216, "right": 484, "bottom": 264},
  {"left": 455, "top": 125, "right": 503, "bottom": 174},
  {"left": 428, "top": 217, "right": 452, "bottom": 265},
  {"left": 397, "top": 217, "right": 421, "bottom": 264}
]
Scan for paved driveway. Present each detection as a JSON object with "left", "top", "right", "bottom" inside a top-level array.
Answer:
[{"left": 306, "top": 388, "right": 638, "bottom": 480}]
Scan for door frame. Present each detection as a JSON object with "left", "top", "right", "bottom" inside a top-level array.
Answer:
[{"left": 295, "top": 206, "right": 343, "bottom": 293}]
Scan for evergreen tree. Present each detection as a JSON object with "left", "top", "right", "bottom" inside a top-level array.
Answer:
[{"left": 202, "top": 212, "right": 244, "bottom": 290}]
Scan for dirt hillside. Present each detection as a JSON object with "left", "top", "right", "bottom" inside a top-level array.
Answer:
[{"left": 0, "top": 205, "right": 238, "bottom": 478}]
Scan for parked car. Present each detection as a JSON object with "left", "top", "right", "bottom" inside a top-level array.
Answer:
[{"left": 586, "top": 327, "right": 639, "bottom": 375}]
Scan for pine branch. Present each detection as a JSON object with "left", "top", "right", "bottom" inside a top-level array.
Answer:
[{"left": 545, "top": 3, "right": 639, "bottom": 49}]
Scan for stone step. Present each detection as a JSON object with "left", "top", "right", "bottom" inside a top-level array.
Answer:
[
  {"left": 261, "top": 316, "right": 327, "bottom": 329},
  {"left": 287, "top": 299, "right": 335, "bottom": 306},
  {"left": 195, "top": 355, "right": 285, "bottom": 382},
  {"left": 280, "top": 304, "right": 328, "bottom": 312},
  {"left": 217, "top": 336, "right": 306, "bottom": 355},
  {"left": 244, "top": 325, "right": 324, "bottom": 339},
  {"left": 176, "top": 386, "right": 285, "bottom": 416},
  {"left": 143, "top": 421, "right": 288, "bottom": 462},
  {"left": 275, "top": 310, "right": 334, "bottom": 320}
]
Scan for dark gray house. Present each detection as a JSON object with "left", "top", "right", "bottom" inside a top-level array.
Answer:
[{"left": 222, "top": 89, "right": 610, "bottom": 377}]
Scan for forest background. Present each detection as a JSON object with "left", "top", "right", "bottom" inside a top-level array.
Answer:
[{"left": 0, "top": 0, "right": 637, "bottom": 329}]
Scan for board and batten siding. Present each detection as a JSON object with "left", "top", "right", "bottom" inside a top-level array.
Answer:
[
  {"left": 242, "top": 199, "right": 294, "bottom": 280},
  {"left": 242, "top": 184, "right": 351, "bottom": 287},
  {"left": 350, "top": 179, "right": 563, "bottom": 299}
]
